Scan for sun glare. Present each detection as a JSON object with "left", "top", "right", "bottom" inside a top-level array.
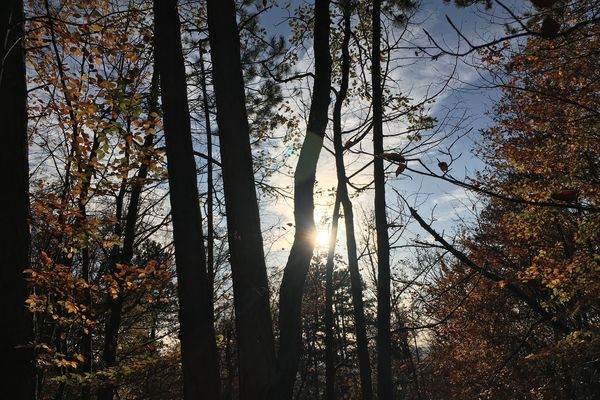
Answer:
[{"left": 315, "top": 229, "right": 329, "bottom": 247}]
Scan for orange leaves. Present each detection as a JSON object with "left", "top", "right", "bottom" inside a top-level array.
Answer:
[
  {"left": 101, "top": 259, "right": 175, "bottom": 304},
  {"left": 34, "top": 342, "right": 82, "bottom": 370},
  {"left": 63, "top": 300, "right": 79, "bottom": 314}
]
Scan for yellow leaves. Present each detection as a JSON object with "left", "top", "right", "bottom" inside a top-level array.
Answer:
[
  {"left": 63, "top": 300, "right": 79, "bottom": 314},
  {"left": 55, "top": 358, "right": 78, "bottom": 369},
  {"left": 216, "top": 334, "right": 227, "bottom": 349},
  {"left": 25, "top": 295, "right": 46, "bottom": 313},
  {"left": 127, "top": 52, "right": 139, "bottom": 63},
  {"left": 85, "top": 103, "right": 98, "bottom": 114},
  {"left": 108, "top": 286, "right": 119, "bottom": 300},
  {"left": 90, "top": 23, "right": 102, "bottom": 33}
]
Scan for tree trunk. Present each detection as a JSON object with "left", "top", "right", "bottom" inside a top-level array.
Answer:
[
  {"left": 0, "top": 1, "right": 34, "bottom": 399},
  {"left": 206, "top": 0, "right": 274, "bottom": 398},
  {"left": 325, "top": 194, "right": 341, "bottom": 400},
  {"left": 153, "top": 1, "right": 220, "bottom": 398},
  {"left": 372, "top": 1, "right": 393, "bottom": 398},
  {"left": 98, "top": 69, "right": 160, "bottom": 400},
  {"left": 332, "top": 7, "right": 373, "bottom": 399},
  {"left": 198, "top": 49, "right": 215, "bottom": 324},
  {"left": 271, "top": 0, "right": 332, "bottom": 397}
]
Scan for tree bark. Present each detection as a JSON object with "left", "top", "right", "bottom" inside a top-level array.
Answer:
[
  {"left": 206, "top": 0, "right": 275, "bottom": 398},
  {"left": 0, "top": 1, "right": 34, "bottom": 399},
  {"left": 271, "top": 0, "right": 332, "bottom": 398},
  {"left": 325, "top": 193, "right": 341, "bottom": 400},
  {"left": 332, "top": 7, "right": 373, "bottom": 399},
  {"left": 198, "top": 49, "right": 215, "bottom": 324},
  {"left": 372, "top": 1, "right": 393, "bottom": 398},
  {"left": 153, "top": 1, "right": 220, "bottom": 398}
]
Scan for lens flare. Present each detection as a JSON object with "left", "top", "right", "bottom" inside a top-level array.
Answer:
[{"left": 315, "top": 229, "right": 329, "bottom": 247}]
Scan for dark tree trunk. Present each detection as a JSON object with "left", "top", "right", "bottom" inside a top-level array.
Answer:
[
  {"left": 271, "top": 0, "right": 332, "bottom": 398},
  {"left": 80, "top": 248, "right": 92, "bottom": 400},
  {"left": 372, "top": 1, "right": 393, "bottom": 398},
  {"left": 153, "top": 1, "right": 220, "bottom": 398},
  {"left": 332, "top": 7, "right": 373, "bottom": 399},
  {"left": 0, "top": 1, "right": 34, "bottom": 399},
  {"left": 198, "top": 49, "right": 215, "bottom": 323},
  {"left": 325, "top": 194, "right": 341, "bottom": 400},
  {"left": 206, "top": 0, "right": 274, "bottom": 398}
]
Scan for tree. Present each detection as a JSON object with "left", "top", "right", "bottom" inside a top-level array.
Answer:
[
  {"left": 331, "top": 2, "right": 373, "bottom": 398},
  {"left": 324, "top": 194, "right": 341, "bottom": 400},
  {"left": 273, "top": 0, "right": 333, "bottom": 398},
  {"left": 371, "top": 0, "right": 393, "bottom": 398},
  {"left": 0, "top": 0, "right": 34, "bottom": 399},
  {"left": 153, "top": 0, "right": 220, "bottom": 398},
  {"left": 412, "top": 12, "right": 600, "bottom": 398},
  {"left": 206, "top": 0, "right": 275, "bottom": 398}
]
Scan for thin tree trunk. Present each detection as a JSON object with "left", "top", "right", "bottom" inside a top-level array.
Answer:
[
  {"left": 372, "top": 1, "right": 393, "bottom": 398},
  {"left": 80, "top": 247, "right": 92, "bottom": 400},
  {"left": 0, "top": 1, "right": 34, "bottom": 399},
  {"left": 224, "top": 323, "right": 234, "bottom": 400},
  {"left": 198, "top": 49, "right": 215, "bottom": 323},
  {"left": 325, "top": 194, "right": 341, "bottom": 400},
  {"left": 97, "top": 67, "right": 160, "bottom": 400},
  {"left": 153, "top": 1, "right": 220, "bottom": 398},
  {"left": 206, "top": 0, "right": 274, "bottom": 398},
  {"left": 98, "top": 131, "right": 129, "bottom": 400},
  {"left": 271, "top": 0, "right": 332, "bottom": 398},
  {"left": 332, "top": 7, "right": 373, "bottom": 399}
]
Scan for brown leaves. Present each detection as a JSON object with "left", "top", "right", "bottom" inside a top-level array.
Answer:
[
  {"left": 381, "top": 152, "right": 406, "bottom": 163},
  {"left": 395, "top": 163, "right": 406, "bottom": 176},
  {"left": 382, "top": 152, "right": 408, "bottom": 175}
]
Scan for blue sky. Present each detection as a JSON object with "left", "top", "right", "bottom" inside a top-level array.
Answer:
[{"left": 233, "top": 0, "right": 527, "bottom": 277}]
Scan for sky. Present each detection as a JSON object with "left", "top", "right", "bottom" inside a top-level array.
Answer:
[{"left": 243, "top": 0, "right": 526, "bottom": 280}]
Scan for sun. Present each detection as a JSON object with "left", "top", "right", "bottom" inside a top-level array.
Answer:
[{"left": 315, "top": 229, "right": 329, "bottom": 247}]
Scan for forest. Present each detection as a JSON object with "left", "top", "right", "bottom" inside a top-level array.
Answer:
[{"left": 1, "top": 0, "right": 599, "bottom": 399}]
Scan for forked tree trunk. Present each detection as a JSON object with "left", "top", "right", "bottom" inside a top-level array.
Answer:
[
  {"left": 206, "top": 0, "right": 275, "bottom": 398},
  {"left": 372, "top": 0, "right": 393, "bottom": 398},
  {"left": 271, "top": 0, "right": 332, "bottom": 398},
  {"left": 332, "top": 7, "right": 373, "bottom": 399},
  {"left": 153, "top": 0, "right": 220, "bottom": 398},
  {"left": 0, "top": 1, "right": 34, "bottom": 399}
]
